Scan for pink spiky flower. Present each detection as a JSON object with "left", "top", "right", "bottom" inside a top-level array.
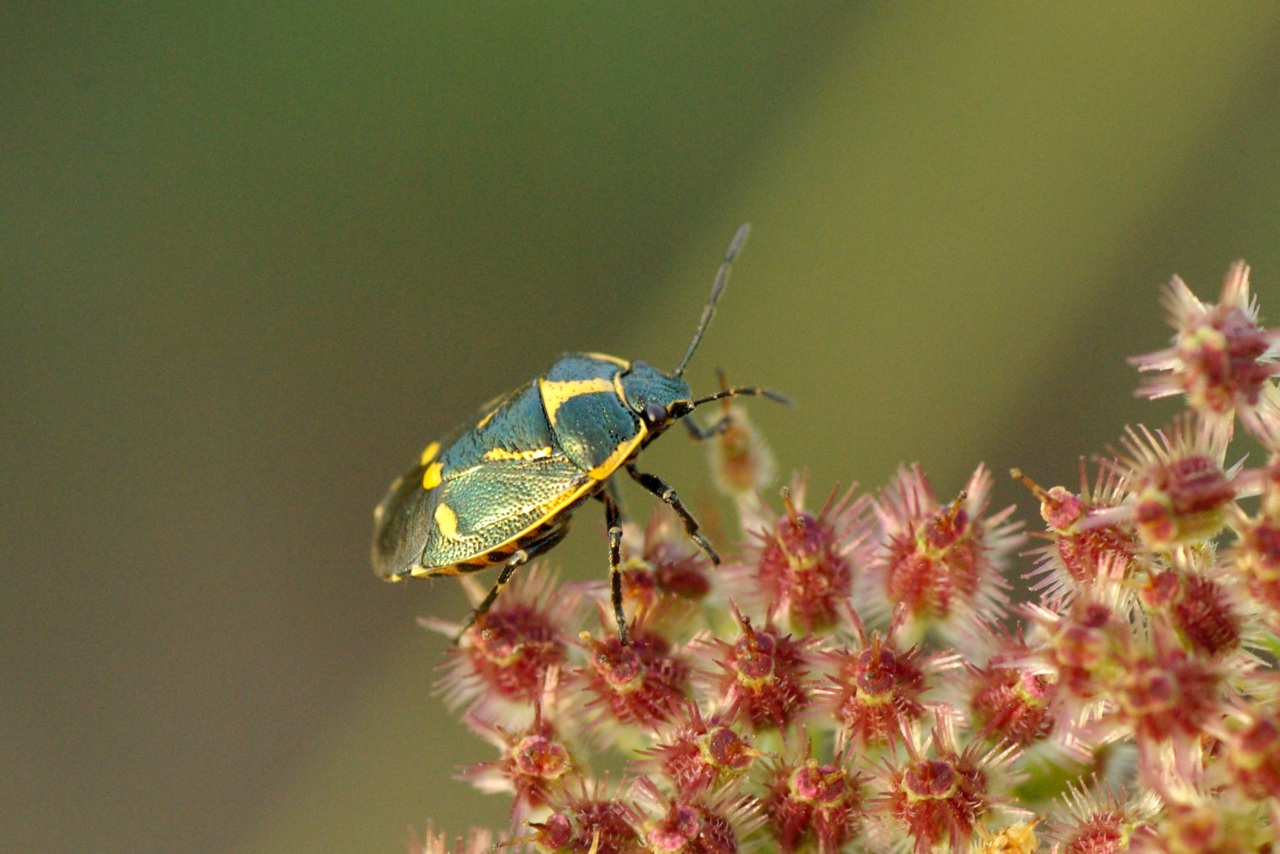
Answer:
[
  {"left": 633, "top": 776, "right": 763, "bottom": 854},
  {"left": 964, "top": 627, "right": 1058, "bottom": 748},
  {"left": 525, "top": 780, "right": 644, "bottom": 854},
  {"left": 1130, "top": 262, "right": 1280, "bottom": 442},
  {"left": 1099, "top": 417, "right": 1241, "bottom": 552},
  {"left": 1111, "top": 623, "right": 1225, "bottom": 754},
  {"left": 699, "top": 607, "right": 822, "bottom": 733},
  {"left": 1221, "top": 705, "right": 1280, "bottom": 801},
  {"left": 573, "top": 626, "right": 692, "bottom": 733},
  {"left": 868, "top": 464, "right": 1023, "bottom": 647},
  {"left": 761, "top": 738, "right": 866, "bottom": 854},
  {"left": 873, "top": 717, "right": 1021, "bottom": 854},
  {"left": 635, "top": 702, "right": 763, "bottom": 797},
  {"left": 1024, "top": 591, "right": 1131, "bottom": 704},
  {"left": 737, "top": 478, "right": 871, "bottom": 635},
  {"left": 1043, "top": 781, "right": 1157, "bottom": 854},
  {"left": 425, "top": 569, "right": 576, "bottom": 724},
  {"left": 1014, "top": 463, "right": 1146, "bottom": 607},
  {"left": 458, "top": 700, "right": 577, "bottom": 820},
  {"left": 612, "top": 512, "right": 716, "bottom": 639},
  {"left": 1137, "top": 562, "right": 1243, "bottom": 659},
  {"left": 820, "top": 613, "right": 952, "bottom": 749}
]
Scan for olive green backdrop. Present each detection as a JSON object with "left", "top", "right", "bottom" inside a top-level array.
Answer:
[{"left": 5, "top": 4, "right": 1280, "bottom": 853}]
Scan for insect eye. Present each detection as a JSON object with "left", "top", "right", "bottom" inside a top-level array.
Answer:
[{"left": 644, "top": 403, "right": 669, "bottom": 426}]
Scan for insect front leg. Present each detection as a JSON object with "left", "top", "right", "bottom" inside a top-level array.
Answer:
[
  {"left": 624, "top": 462, "right": 721, "bottom": 565},
  {"left": 454, "top": 549, "right": 530, "bottom": 644},
  {"left": 597, "top": 487, "right": 630, "bottom": 646},
  {"left": 681, "top": 415, "right": 730, "bottom": 441}
]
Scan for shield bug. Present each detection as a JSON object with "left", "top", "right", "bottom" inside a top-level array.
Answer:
[{"left": 372, "top": 224, "right": 786, "bottom": 644}]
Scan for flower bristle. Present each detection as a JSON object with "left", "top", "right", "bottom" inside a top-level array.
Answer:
[{"left": 411, "top": 259, "right": 1280, "bottom": 852}]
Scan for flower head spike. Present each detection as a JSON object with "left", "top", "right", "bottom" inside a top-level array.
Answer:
[
  {"left": 1043, "top": 780, "right": 1157, "bottom": 854},
  {"left": 736, "top": 477, "right": 871, "bottom": 635},
  {"left": 1014, "top": 462, "right": 1145, "bottom": 607},
  {"left": 425, "top": 569, "right": 576, "bottom": 724},
  {"left": 572, "top": 627, "right": 691, "bottom": 735},
  {"left": 600, "top": 512, "right": 716, "bottom": 640},
  {"left": 528, "top": 780, "right": 644, "bottom": 854},
  {"left": 1221, "top": 705, "right": 1280, "bottom": 800},
  {"left": 1095, "top": 417, "right": 1240, "bottom": 552},
  {"left": 1137, "top": 559, "right": 1243, "bottom": 659},
  {"left": 1112, "top": 622, "right": 1225, "bottom": 754},
  {"left": 1130, "top": 262, "right": 1280, "bottom": 442},
  {"left": 1232, "top": 512, "right": 1280, "bottom": 622},
  {"left": 708, "top": 367, "right": 778, "bottom": 520},
  {"left": 965, "top": 627, "right": 1058, "bottom": 748},
  {"left": 1024, "top": 590, "right": 1131, "bottom": 704},
  {"left": 459, "top": 708, "right": 577, "bottom": 821},
  {"left": 699, "top": 606, "right": 822, "bottom": 733},
  {"left": 633, "top": 776, "right": 763, "bottom": 854},
  {"left": 761, "top": 736, "right": 867, "bottom": 854},
  {"left": 874, "top": 717, "right": 1021, "bottom": 854},
  {"left": 869, "top": 464, "right": 1022, "bottom": 647},
  {"left": 821, "top": 616, "right": 950, "bottom": 749},
  {"left": 635, "top": 702, "right": 762, "bottom": 797},
  {"left": 1129, "top": 774, "right": 1272, "bottom": 854}
]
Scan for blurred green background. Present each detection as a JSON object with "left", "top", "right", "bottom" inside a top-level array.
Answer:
[{"left": 6, "top": 4, "right": 1280, "bottom": 853}]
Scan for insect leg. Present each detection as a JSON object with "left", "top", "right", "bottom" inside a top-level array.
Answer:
[
  {"left": 681, "top": 415, "right": 730, "bottom": 441},
  {"left": 597, "top": 488, "right": 630, "bottom": 646},
  {"left": 624, "top": 463, "right": 721, "bottom": 565},
  {"left": 454, "top": 549, "right": 530, "bottom": 644}
]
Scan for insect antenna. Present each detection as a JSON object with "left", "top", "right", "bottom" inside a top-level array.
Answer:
[
  {"left": 690, "top": 386, "right": 792, "bottom": 408},
  {"left": 673, "top": 222, "right": 751, "bottom": 378}
]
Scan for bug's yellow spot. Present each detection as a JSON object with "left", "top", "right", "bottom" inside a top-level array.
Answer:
[
  {"left": 483, "top": 445, "right": 553, "bottom": 462},
  {"left": 476, "top": 408, "right": 499, "bottom": 430},
  {"left": 434, "top": 502, "right": 460, "bottom": 540},
  {"left": 421, "top": 461, "right": 444, "bottom": 490},
  {"left": 540, "top": 377, "right": 616, "bottom": 426},
  {"left": 419, "top": 441, "right": 441, "bottom": 466}
]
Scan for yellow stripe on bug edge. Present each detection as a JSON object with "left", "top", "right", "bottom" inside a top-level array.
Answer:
[
  {"left": 483, "top": 446, "right": 553, "bottom": 462},
  {"left": 581, "top": 352, "right": 630, "bottom": 368},
  {"left": 588, "top": 432, "right": 644, "bottom": 480},
  {"left": 421, "top": 461, "right": 444, "bottom": 490},
  {"left": 434, "top": 502, "right": 460, "bottom": 540},
  {"left": 539, "top": 377, "right": 615, "bottom": 427},
  {"left": 419, "top": 441, "right": 441, "bottom": 466}
]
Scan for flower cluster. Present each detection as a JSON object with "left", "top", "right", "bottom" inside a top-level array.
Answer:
[{"left": 414, "top": 262, "right": 1280, "bottom": 852}]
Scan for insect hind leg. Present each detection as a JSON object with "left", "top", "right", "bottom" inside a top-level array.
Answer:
[
  {"left": 597, "top": 488, "right": 631, "bottom": 646},
  {"left": 624, "top": 463, "right": 721, "bottom": 565},
  {"left": 453, "top": 550, "right": 530, "bottom": 643},
  {"left": 452, "top": 521, "right": 573, "bottom": 644}
]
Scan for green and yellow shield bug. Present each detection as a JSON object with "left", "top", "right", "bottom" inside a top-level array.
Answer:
[{"left": 371, "top": 224, "right": 786, "bottom": 644}]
